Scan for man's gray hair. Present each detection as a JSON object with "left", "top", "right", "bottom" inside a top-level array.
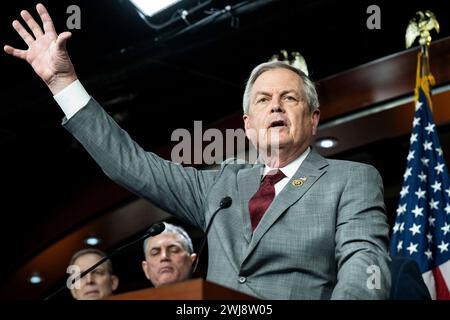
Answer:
[
  {"left": 143, "top": 222, "right": 194, "bottom": 255},
  {"left": 242, "top": 61, "right": 319, "bottom": 114}
]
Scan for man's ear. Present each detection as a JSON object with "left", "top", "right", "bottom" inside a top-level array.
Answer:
[
  {"left": 111, "top": 275, "right": 119, "bottom": 291},
  {"left": 190, "top": 253, "right": 197, "bottom": 264},
  {"left": 311, "top": 109, "right": 320, "bottom": 135},
  {"left": 243, "top": 114, "right": 258, "bottom": 145},
  {"left": 243, "top": 113, "right": 250, "bottom": 132},
  {"left": 141, "top": 260, "right": 150, "bottom": 280}
]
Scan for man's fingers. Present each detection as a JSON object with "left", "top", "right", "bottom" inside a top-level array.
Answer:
[
  {"left": 56, "top": 32, "right": 72, "bottom": 50},
  {"left": 12, "top": 20, "right": 34, "bottom": 46},
  {"left": 36, "top": 3, "right": 56, "bottom": 34},
  {"left": 4, "top": 45, "right": 27, "bottom": 60},
  {"left": 20, "top": 10, "right": 44, "bottom": 38}
]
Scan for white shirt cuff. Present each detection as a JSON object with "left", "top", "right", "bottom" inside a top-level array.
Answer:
[{"left": 53, "top": 80, "right": 90, "bottom": 120}]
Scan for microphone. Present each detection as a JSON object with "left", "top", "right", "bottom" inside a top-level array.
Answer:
[
  {"left": 191, "top": 196, "right": 232, "bottom": 275},
  {"left": 44, "top": 222, "right": 165, "bottom": 300}
]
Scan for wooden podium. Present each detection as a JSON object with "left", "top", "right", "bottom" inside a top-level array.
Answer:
[{"left": 105, "top": 278, "right": 256, "bottom": 300}]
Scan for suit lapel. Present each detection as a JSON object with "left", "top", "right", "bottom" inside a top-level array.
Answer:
[
  {"left": 244, "top": 150, "right": 329, "bottom": 259},
  {"left": 237, "top": 164, "right": 264, "bottom": 243}
]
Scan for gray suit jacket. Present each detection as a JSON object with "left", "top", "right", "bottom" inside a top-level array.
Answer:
[{"left": 63, "top": 98, "right": 391, "bottom": 299}]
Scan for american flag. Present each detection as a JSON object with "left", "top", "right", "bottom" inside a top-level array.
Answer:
[{"left": 389, "top": 56, "right": 450, "bottom": 299}]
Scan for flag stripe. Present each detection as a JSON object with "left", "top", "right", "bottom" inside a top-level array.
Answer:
[
  {"left": 423, "top": 269, "right": 436, "bottom": 299},
  {"left": 439, "top": 260, "right": 450, "bottom": 293},
  {"left": 433, "top": 266, "right": 450, "bottom": 299}
]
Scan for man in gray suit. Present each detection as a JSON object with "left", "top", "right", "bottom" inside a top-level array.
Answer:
[{"left": 5, "top": 4, "right": 391, "bottom": 299}]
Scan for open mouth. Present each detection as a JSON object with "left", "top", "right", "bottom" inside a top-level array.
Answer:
[{"left": 268, "top": 120, "right": 287, "bottom": 128}]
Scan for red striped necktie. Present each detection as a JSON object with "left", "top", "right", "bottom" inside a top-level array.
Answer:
[{"left": 248, "top": 169, "right": 286, "bottom": 231}]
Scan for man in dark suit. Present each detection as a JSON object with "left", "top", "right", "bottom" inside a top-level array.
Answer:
[
  {"left": 4, "top": 3, "right": 392, "bottom": 299},
  {"left": 390, "top": 256, "right": 431, "bottom": 300}
]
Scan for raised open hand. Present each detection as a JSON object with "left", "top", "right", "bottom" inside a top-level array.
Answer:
[{"left": 4, "top": 3, "right": 77, "bottom": 94}]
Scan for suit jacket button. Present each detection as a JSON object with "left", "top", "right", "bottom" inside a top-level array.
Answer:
[{"left": 238, "top": 276, "right": 246, "bottom": 284}]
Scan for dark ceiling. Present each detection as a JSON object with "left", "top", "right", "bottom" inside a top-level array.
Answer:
[{"left": 1, "top": 0, "right": 450, "bottom": 299}]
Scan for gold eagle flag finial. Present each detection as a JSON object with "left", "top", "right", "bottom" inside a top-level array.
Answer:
[
  {"left": 405, "top": 10, "right": 440, "bottom": 49},
  {"left": 269, "top": 50, "right": 309, "bottom": 76}
]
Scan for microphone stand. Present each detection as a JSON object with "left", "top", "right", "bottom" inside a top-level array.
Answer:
[{"left": 191, "top": 196, "right": 232, "bottom": 275}]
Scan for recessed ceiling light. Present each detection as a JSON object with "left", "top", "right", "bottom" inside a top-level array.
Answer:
[
  {"left": 84, "top": 236, "right": 101, "bottom": 246},
  {"left": 28, "top": 273, "right": 43, "bottom": 285},
  {"left": 130, "top": 0, "right": 182, "bottom": 17},
  {"left": 316, "top": 137, "right": 338, "bottom": 149}
]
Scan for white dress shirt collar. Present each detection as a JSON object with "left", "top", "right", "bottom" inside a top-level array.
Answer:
[{"left": 263, "top": 147, "right": 311, "bottom": 178}]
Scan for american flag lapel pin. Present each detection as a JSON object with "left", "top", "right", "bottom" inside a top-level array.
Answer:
[{"left": 292, "top": 176, "right": 307, "bottom": 187}]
